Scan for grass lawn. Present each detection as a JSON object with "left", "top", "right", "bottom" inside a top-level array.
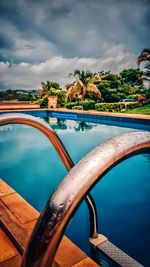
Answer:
[{"left": 124, "top": 104, "right": 150, "bottom": 115}]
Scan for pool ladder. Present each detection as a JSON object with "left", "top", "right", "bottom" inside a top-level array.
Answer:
[{"left": 0, "top": 113, "right": 149, "bottom": 267}]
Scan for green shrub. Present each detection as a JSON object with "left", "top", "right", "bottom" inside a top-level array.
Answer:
[
  {"left": 127, "top": 94, "right": 139, "bottom": 100},
  {"left": 125, "top": 102, "right": 139, "bottom": 110},
  {"left": 66, "top": 101, "right": 79, "bottom": 109},
  {"left": 66, "top": 100, "right": 96, "bottom": 110},
  {"left": 95, "top": 102, "right": 138, "bottom": 112},
  {"left": 80, "top": 100, "right": 96, "bottom": 110},
  {"left": 39, "top": 97, "right": 48, "bottom": 108},
  {"left": 57, "top": 91, "right": 67, "bottom": 107},
  {"left": 104, "top": 93, "right": 121, "bottom": 103},
  {"left": 72, "top": 106, "right": 83, "bottom": 110}
]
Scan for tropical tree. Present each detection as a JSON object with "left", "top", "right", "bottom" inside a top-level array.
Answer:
[
  {"left": 120, "top": 69, "right": 143, "bottom": 87},
  {"left": 41, "top": 81, "right": 60, "bottom": 93},
  {"left": 142, "top": 61, "right": 150, "bottom": 89},
  {"left": 38, "top": 81, "right": 61, "bottom": 97},
  {"left": 67, "top": 71, "right": 101, "bottom": 101},
  {"left": 137, "top": 48, "right": 150, "bottom": 67},
  {"left": 137, "top": 49, "right": 150, "bottom": 89},
  {"left": 137, "top": 49, "right": 150, "bottom": 97},
  {"left": 91, "top": 70, "right": 144, "bottom": 102},
  {"left": 93, "top": 73, "right": 121, "bottom": 102},
  {"left": 69, "top": 70, "right": 93, "bottom": 85},
  {"left": 102, "top": 74, "right": 122, "bottom": 88}
]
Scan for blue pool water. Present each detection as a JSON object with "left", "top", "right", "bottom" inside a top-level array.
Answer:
[{"left": 0, "top": 117, "right": 149, "bottom": 266}]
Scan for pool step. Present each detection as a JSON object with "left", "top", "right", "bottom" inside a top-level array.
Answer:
[
  {"left": 90, "top": 234, "right": 143, "bottom": 267},
  {"left": 0, "top": 178, "right": 99, "bottom": 267}
]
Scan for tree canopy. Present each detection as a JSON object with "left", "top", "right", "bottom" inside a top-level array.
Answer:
[{"left": 38, "top": 67, "right": 149, "bottom": 107}]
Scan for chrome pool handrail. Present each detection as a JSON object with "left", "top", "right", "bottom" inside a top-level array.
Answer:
[{"left": 20, "top": 131, "right": 150, "bottom": 267}]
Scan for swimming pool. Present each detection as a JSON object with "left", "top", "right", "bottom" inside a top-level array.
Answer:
[{"left": 0, "top": 113, "right": 150, "bottom": 266}]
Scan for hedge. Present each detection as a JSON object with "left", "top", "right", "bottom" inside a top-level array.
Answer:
[
  {"left": 95, "top": 102, "right": 139, "bottom": 112},
  {"left": 66, "top": 100, "right": 96, "bottom": 110},
  {"left": 81, "top": 100, "right": 96, "bottom": 110},
  {"left": 72, "top": 105, "right": 83, "bottom": 110}
]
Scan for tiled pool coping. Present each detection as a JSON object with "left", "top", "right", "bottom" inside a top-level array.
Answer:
[{"left": 0, "top": 108, "right": 150, "bottom": 130}]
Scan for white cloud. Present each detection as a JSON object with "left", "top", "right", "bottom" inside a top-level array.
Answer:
[{"left": 0, "top": 43, "right": 137, "bottom": 90}]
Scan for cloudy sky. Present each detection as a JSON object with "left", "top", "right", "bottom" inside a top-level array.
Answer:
[{"left": 0, "top": 0, "right": 149, "bottom": 90}]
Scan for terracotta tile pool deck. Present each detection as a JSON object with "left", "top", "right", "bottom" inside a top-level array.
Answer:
[{"left": 0, "top": 179, "right": 99, "bottom": 267}]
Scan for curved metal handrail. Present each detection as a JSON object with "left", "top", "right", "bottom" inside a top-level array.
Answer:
[
  {"left": 0, "top": 113, "right": 98, "bottom": 237},
  {"left": 20, "top": 131, "right": 150, "bottom": 267}
]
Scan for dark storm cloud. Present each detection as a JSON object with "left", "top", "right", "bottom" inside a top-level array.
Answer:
[
  {"left": 0, "top": 0, "right": 149, "bottom": 89},
  {"left": 0, "top": 0, "right": 18, "bottom": 19},
  {"left": 0, "top": 0, "right": 149, "bottom": 57},
  {"left": 46, "top": 4, "right": 71, "bottom": 20},
  {"left": 0, "top": 35, "right": 14, "bottom": 49}
]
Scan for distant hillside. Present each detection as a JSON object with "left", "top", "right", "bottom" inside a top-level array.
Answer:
[{"left": 0, "top": 89, "right": 40, "bottom": 101}]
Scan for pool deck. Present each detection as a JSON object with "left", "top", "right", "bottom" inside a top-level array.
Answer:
[
  {"left": 0, "top": 178, "right": 99, "bottom": 267},
  {"left": 0, "top": 104, "right": 40, "bottom": 110}
]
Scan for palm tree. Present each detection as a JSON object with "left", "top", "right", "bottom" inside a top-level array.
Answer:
[
  {"left": 69, "top": 70, "right": 93, "bottom": 85},
  {"left": 137, "top": 48, "right": 150, "bottom": 67},
  {"left": 66, "top": 80, "right": 86, "bottom": 101},
  {"left": 67, "top": 70, "right": 103, "bottom": 102},
  {"left": 41, "top": 81, "right": 60, "bottom": 93},
  {"left": 66, "top": 79, "right": 101, "bottom": 101},
  {"left": 39, "top": 81, "right": 61, "bottom": 97},
  {"left": 137, "top": 49, "right": 150, "bottom": 88},
  {"left": 142, "top": 62, "right": 150, "bottom": 88}
]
